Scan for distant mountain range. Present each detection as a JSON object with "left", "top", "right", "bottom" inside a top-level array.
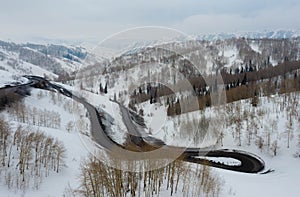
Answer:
[
  {"left": 2, "top": 30, "right": 299, "bottom": 47},
  {"left": 1, "top": 29, "right": 300, "bottom": 80},
  {"left": 196, "top": 30, "right": 300, "bottom": 41}
]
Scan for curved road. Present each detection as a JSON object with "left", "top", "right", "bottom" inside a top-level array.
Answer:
[
  {"left": 3, "top": 76, "right": 265, "bottom": 173},
  {"left": 116, "top": 101, "right": 264, "bottom": 173}
]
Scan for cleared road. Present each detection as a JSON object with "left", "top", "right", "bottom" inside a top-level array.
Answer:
[
  {"left": 16, "top": 76, "right": 265, "bottom": 173},
  {"left": 117, "top": 101, "right": 265, "bottom": 173}
]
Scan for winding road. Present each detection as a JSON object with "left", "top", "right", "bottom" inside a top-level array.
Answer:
[
  {"left": 1, "top": 76, "right": 265, "bottom": 173},
  {"left": 116, "top": 101, "right": 264, "bottom": 173}
]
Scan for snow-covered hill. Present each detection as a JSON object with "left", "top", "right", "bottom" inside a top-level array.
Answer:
[
  {"left": 0, "top": 70, "right": 28, "bottom": 88},
  {"left": 0, "top": 40, "right": 88, "bottom": 79},
  {"left": 0, "top": 32, "right": 300, "bottom": 196},
  {"left": 78, "top": 36, "right": 300, "bottom": 107},
  {"left": 135, "top": 90, "right": 300, "bottom": 197}
]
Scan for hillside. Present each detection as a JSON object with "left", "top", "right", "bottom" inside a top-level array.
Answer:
[
  {"left": 0, "top": 41, "right": 88, "bottom": 80},
  {"left": 0, "top": 35, "right": 299, "bottom": 196}
]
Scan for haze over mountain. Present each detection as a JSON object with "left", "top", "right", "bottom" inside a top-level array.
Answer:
[{"left": 1, "top": 0, "right": 300, "bottom": 41}]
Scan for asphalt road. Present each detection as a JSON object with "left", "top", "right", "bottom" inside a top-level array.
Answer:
[
  {"left": 13, "top": 76, "right": 265, "bottom": 173},
  {"left": 116, "top": 101, "right": 265, "bottom": 173}
]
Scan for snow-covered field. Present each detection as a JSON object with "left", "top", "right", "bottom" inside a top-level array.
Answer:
[
  {"left": 219, "top": 146, "right": 300, "bottom": 197},
  {"left": 137, "top": 91, "right": 300, "bottom": 197},
  {"left": 0, "top": 88, "right": 92, "bottom": 197}
]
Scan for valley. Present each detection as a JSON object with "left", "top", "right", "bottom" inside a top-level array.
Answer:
[{"left": 0, "top": 33, "right": 299, "bottom": 197}]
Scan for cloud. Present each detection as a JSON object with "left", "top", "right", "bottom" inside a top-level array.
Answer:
[
  {"left": 0, "top": 0, "right": 300, "bottom": 42},
  {"left": 174, "top": 5, "right": 300, "bottom": 34}
]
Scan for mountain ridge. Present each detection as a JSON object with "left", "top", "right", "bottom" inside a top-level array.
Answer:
[{"left": 196, "top": 29, "right": 300, "bottom": 41}]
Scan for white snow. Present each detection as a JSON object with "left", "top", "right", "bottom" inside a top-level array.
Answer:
[
  {"left": 250, "top": 42, "right": 262, "bottom": 54},
  {"left": 0, "top": 70, "right": 28, "bottom": 88},
  {"left": 222, "top": 47, "right": 244, "bottom": 69},
  {"left": 195, "top": 156, "right": 242, "bottom": 166},
  {"left": 0, "top": 48, "right": 57, "bottom": 79},
  {"left": 1, "top": 37, "right": 300, "bottom": 196},
  {"left": 0, "top": 89, "right": 92, "bottom": 197},
  {"left": 137, "top": 90, "right": 300, "bottom": 197},
  {"left": 68, "top": 85, "right": 128, "bottom": 145},
  {"left": 216, "top": 139, "right": 300, "bottom": 197}
]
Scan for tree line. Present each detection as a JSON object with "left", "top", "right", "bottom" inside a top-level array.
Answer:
[
  {"left": 167, "top": 70, "right": 300, "bottom": 116},
  {"left": 9, "top": 101, "right": 61, "bottom": 129},
  {"left": 0, "top": 86, "right": 31, "bottom": 111},
  {"left": 74, "top": 155, "right": 222, "bottom": 197},
  {"left": 0, "top": 117, "right": 66, "bottom": 191},
  {"left": 128, "top": 60, "right": 300, "bottom": 116}
]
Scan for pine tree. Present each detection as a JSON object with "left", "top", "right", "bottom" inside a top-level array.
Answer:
[
  {"left": 241, "top": 73, "right": 247, "bottom": 85},
  {"left": 99, "top": 83, "right": 103, "bottom": 93},
  {"left": 104, "top": 83, "right": 108, "bottom": 94}
]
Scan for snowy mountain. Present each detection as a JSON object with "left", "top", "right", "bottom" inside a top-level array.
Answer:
[
  {"left": 0, "top": 40, "right": 88, "bottom": 79},
  {"left": 1, "top": 30, "right": 299, "bottom": 81},
  {"left": 0, "top": 32, "right": 300, "bottom": 196},
  {"left": 80, "top": 36, "right": 300, "bottom": 100},
  {"left": 197, "top": 29, "right": 300, "bottom": 41}
]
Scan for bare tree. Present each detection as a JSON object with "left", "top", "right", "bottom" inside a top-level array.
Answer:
[
  {"left": 256, "top": 136, "right": 264, "bottom": 152},
  {"left": 286, "top": 113, "right": 293, "bottom": 148},
  {"left": 66, "top": 121, "right": 74, "bottom": 133},
  {"left": 0, "top": 117, "right": 10, "bottom": 166},
  {"left": 270, "top": 140, "right": 279, "bottom": 156},
  {"left": 54, "top": 140, "right": 66, "bottom": 173}
]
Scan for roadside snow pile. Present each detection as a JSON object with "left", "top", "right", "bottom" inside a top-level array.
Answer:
[
  {"left": 70, "top": 87, "right": 128, "bottom": 145},
  {"left": 0, "top": 70, "right": 28, "bottom": 88},
  {"left": 195, "top": 156, "right": 242, "bottom": 166}
]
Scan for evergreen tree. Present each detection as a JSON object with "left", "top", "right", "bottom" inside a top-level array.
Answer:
[
  {"left": 139, "top": 86, "right": 143, "bottom": 94},
  {"left": 104, "top": 83, "right": 108, "bottom": 94},
  {"left": 99, "top": 83, "right": 103, "bottom": 93},
  {"left": 241, "top": 73, "right": 247, "bottom": 85}
]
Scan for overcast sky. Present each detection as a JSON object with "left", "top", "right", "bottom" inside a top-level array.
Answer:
[{"left": 0, "top": 0, "right": 300, "bottom": 42}]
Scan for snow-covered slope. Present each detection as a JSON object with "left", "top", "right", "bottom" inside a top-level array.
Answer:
[
  {"left": 0, "top": 50, "right": 58, "bottom": 79},
  {"left": 136, "top": 90, "right": 300, "bottom": 197},
  {"left": 0, "top": 70, "right": 28, "bottom": 88},
  {"left": 1, "top": 32, "right": 300, "bottom": 196},
  {"left": 0, "top": 88, "right": 92, "bottom": 196},
  {"left": 0, "top": 40, "right": 88, "bottom": 79}
]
